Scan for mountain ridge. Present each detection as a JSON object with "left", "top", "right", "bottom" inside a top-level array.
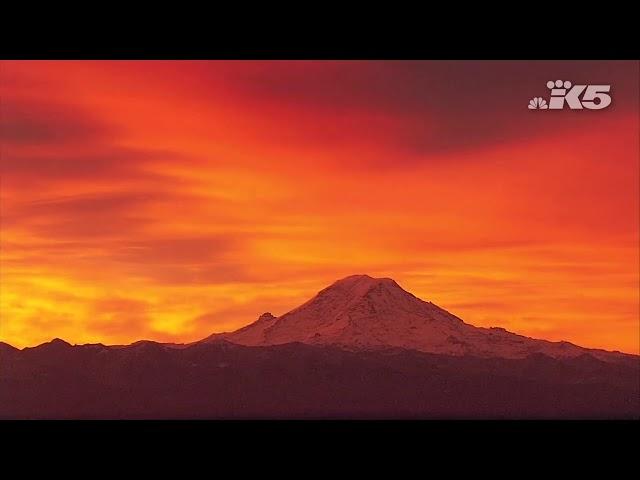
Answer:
[{"left": 1, "top": 338, "right": 637, "bottom": 419}]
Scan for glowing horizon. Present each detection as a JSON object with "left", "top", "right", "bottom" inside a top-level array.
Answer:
[{"left": 1, "top": 60, "right": 638, "bottom": 353}]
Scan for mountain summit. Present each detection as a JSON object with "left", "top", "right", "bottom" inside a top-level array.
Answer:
[{"left": 216, "top": 274, "right": 626, "bottom": 361}]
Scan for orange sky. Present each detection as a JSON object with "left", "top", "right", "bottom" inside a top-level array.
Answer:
[{"left": 1, "top": 60, "right": 638, "bottom": 353}]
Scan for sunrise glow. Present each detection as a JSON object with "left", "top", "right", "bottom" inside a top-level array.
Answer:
[{"left": 1, "top": 60, "right": 638, "bottom": 353}]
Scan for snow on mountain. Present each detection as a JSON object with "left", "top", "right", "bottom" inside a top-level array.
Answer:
[{"left": 217, "top": 274, "right": 630, "bottom": 361}]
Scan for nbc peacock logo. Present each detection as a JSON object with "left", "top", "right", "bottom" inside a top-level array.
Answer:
[{"left": 528, "top": 97, "right": 548, "bottom": 109}]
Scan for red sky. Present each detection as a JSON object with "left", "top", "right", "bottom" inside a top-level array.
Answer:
[{"left": 1, "top": 60, "right": 638, "bottom": 353}]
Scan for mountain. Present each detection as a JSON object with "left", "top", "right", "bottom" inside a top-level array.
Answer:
[
  {"left": 213, "top": 275, "right": 631, "bottom": 362},
  {"left": 1, "top": 274, "right": 638, "bottom": 419}
]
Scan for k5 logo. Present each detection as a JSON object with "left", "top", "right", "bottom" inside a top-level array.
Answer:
[{"left": 528, "top": 80, "right": 612, "bottom": 110}]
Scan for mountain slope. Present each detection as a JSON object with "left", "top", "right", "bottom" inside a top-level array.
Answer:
[{"left": 218, "top": 275, "right": 631, "bottom": 361}]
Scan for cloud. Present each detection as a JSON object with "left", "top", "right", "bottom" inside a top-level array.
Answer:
[
  {"left": 88, "top": 297, "right": 154, "bottom": 339},
  {"left": 3, "top": 192, "right": 155, "bottom": 239},
  {"left": 0, "top": 147, "right": 187, "bottom": 193},
  {"left": 0, "top": 98, "right": 117, "bottom": 145}
]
